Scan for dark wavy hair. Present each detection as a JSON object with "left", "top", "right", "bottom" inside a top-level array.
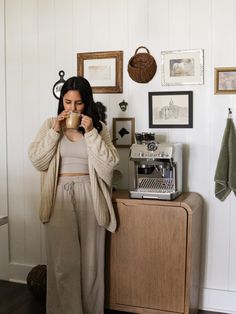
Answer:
[{"left": 57, "top": 76, "right": 102, "bottom": 133}]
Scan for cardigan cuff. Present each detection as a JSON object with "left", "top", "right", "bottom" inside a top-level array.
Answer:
[
  {"left": 84, "top": 128, "right": 98, "bottom": 139},
  {"left": 48, "top": 128, "right": 61, "bottom": 141}
]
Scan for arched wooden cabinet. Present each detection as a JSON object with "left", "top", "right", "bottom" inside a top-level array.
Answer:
[{"left": 105, "top": 191, "right": 202, "bottom": 314}]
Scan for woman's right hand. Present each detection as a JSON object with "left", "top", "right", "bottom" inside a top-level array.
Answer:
[{"left": 52, "top": 110, "right": 69, "bottom": 132}]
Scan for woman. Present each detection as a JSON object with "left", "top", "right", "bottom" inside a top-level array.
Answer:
[{"left": 28, "top": 76, "right": 119, "bottom": 314}]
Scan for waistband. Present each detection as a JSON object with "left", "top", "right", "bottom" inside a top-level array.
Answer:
[{"left": 57, "top": 175, "right": 90, "bottom": 185}]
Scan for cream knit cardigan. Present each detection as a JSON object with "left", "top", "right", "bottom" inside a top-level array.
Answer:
[{"left": 28, "top": 117, "right": 119, "bottom": 232}]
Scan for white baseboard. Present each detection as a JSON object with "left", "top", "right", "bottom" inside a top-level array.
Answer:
[
  {"left": 9, "top": 262, "right": 35, "bottom": 283},
  {"left": 199, "top": 287, "right": 236, "bottom": 313}
]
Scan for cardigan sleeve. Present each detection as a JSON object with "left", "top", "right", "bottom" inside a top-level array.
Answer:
[
  {"left": 28, "top": 118, "right": 61, "bottom": 171},
  {"left": 84, "top": 122, "right": 119, "bottom": 185}
]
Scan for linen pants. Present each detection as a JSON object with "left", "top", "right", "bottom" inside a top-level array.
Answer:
[{"left": 44, "top": 175, "right": 106, "bottom": 314}]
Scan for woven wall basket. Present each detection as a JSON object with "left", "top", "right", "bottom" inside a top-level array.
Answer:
[{"left": 128, "top": 46, "right": 157, "bottom": 83}]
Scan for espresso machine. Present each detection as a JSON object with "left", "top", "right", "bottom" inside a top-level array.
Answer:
[{"left": 129, "top": 133, "right": 183, "bottom": 200}]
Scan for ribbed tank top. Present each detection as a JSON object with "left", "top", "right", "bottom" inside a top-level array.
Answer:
[{"left": 59, "top": 135, "right": 89, "bottom": 173}]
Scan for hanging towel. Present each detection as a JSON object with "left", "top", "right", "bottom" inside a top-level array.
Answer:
[{"left": 214, "top": 118, "right": 236, "bottom": 201}]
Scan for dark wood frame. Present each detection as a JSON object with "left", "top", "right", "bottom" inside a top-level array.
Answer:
[
  {"left": 149, "top": 91, "right": 193, "bottom": 128},
  {"left": 112, "top": 117, "right": 135, "bottom": 148},
  {"left": 214, "top": 67, "right": 236, "bottom": 94},
  {"left": 77, "top": 50, "right": 123, "bottom": 93}
]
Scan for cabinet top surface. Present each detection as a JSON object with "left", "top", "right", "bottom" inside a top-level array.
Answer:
[{"left": 112, "top": 190, "right": 202, "bottom": 213}]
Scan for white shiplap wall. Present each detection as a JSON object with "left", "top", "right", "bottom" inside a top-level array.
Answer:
[
  {"left": 0, "top": 0, "right": 9, "bottom": 281},
  {"left": 1, "top": 0, "right": 236, "bottom": 312}
]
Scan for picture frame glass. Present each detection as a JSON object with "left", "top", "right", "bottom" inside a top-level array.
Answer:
[
  {"left": 77, "top": 50, "right": 123, "bottom": 93},
  {"left": 113, "top": 118, "right": 135, "bottom": 147},
  {"left": 161, "top": 49, "right": 204, "bottom": 86},
  {"left": 84, "top": 58, "right": 116, "bottom": 87},
  {"left": 215, "top": 68, "right": 236, "bottom": 94},
  {"left": 149, "top": 91, "right": 193, "bottom": 128}
]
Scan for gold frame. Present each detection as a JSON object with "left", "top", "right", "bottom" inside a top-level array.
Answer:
[
  {"left": 214, "top": 67, "right": 236, "bottom": 94},
  {"left": 77, "top": 50, "right": 123, "bottom": 94},
  {"left": 112, "top": 117, "right": 135, "bottom": 148}
]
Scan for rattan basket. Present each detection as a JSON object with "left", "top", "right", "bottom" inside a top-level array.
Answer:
[
  {"left": 27, "top": 264, "right": 47, "bottom": 300},
  {"left": 128, "top": 46, "right": 157, "bottom": 83}
]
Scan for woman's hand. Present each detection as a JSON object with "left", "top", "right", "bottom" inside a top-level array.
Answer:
[
  {"left": 52, "top": 110, "right": 69, "bottom": 132},
  {"left": 80, "top": 114, "right": 93, "bottom": 133}
]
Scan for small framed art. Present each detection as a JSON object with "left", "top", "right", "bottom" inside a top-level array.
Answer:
[
  {"left": 214, "top": 67, "right": 236, "bottom": 94},
  {"left": 113, "top": 118, "right": 135, "bottom": 147},
  {"left": 161, "top": 49, "right": 204, "bottom": 86},
  {"left": 149, "top": 91, "right": 193, "bottom": 128},
  {"left": 77, "top": 50, "right": 123, "bottom": 93}
]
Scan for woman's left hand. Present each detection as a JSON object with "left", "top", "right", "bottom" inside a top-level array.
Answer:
[{"left": 80, "top": 114, "right": 94, "bottom": 133}]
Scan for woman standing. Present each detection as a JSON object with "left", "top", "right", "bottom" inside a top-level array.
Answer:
[{"left": 28, "top": 76, "right": 119, "bottom": 314}]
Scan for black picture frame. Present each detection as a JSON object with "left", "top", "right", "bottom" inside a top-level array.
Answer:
[{"left": 149, "top": 91, "right": 193, "bottom": 128}]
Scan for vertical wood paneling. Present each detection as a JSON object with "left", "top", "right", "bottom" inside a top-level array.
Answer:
[
  {"left": 38, "top": 0, "right": 58, "bottom": 120},
  {"left": 169, "top": 0, "right": 190, "bottom": 50},
  {"left": 168, "top": 0, "right": 190, "bottom": 145},
  {"left": 72, "top": 0, "right": 91, "bottom": 71},
  {"left": 6, "top": 0, "right": 25, "bottom": 264},
  {"left": 90, "top": 0, "right": 110, "bottom": 50},
  {"left": 126, "top": 0, "right": 149, "bottom": 132},
  {"left": 228, "top": 0, "right": 236, "bottom": 292},
  {"left": 0, "top": 0, "right": 8, "bottom": 216},
  {"left": 36, "top": 0, "right": 56, "bottom": 264},
  {"left": 54, "top": 0, "right": 74, "bottom": 77},
  {"left": 186, "top": 0, "right": 212, "bottom": 288},
  {"left": 21, "top": 0, "right": 41, "bottom": 265},
  {"left": 0, "top": 0, "right": 9, "bottom": 281},
  {"left": 207, "top": 0, "right": 235, "bottom": 290},
  {"left": 107, "top": 0, "right": 127, "bottom": 129}
]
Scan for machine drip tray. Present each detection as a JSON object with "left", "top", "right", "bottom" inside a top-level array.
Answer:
[{"left": 129, "top": 190, "right": 182, "bottom": 200}]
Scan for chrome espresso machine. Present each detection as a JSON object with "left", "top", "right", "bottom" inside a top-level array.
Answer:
[{"left": 129, "top": 133, "right": 183, "bottom": 200}]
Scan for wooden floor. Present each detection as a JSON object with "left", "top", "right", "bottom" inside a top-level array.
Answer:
[{"left": 0, "top": 280, "right": 224, "bottom": 314}]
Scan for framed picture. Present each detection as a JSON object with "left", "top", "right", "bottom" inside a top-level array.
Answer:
[
  {"left": 77, "top": 50, "right": 123, "bottom": 93},
  {"left": 161, "top": 49, "right": 204, "bottom": 86},
  {"left": 149, "top": 91, "right": 193, "bottom": 128},
  {"left": 214, "top": 67, "right": 236, "bottom": 94},
  {"left": 113, "top": 118, "right": 135, "bottom": 147}
]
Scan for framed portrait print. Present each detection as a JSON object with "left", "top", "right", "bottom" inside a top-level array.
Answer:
[
  {"left": 113, "top": 118, "right": 135, "bottom": 147},
  {"left": 161, "top": 49, "right": 204, "bottom": 86},
  {"left": 214, "top": 67, "right": 236, "bottom": 94},
  {"left": 77, "top": 50, "right": 123, "bottom": 93},
  {"left": 149, "top": 91, "right": 193, "bottom": 128}
]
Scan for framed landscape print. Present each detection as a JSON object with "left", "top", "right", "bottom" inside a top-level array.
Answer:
[
  {"left": 161, "top": 49, "right": 204, "bottom": 86},
  {"left": 214, "top": 67, "right": 236, "bottom": 94},
  {"left": 77, "top": 50, "right": 123, "bottom": 93}
]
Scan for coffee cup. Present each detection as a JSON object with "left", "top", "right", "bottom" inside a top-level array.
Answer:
[{"left": 66, "top": 112, "right": 80, "bottom": 129}]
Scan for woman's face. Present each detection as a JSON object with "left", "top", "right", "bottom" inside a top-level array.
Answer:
[{"left": 63, "top": 90, "right": 85, "bottom": 113}]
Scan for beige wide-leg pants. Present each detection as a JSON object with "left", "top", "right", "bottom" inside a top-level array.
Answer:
[{"left": 44, "top": 175, "right": 106, "bottom": 314}]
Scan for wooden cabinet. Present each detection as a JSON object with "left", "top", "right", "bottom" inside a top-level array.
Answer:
[{"left": 105, "top": 191, "right": 202, "bottom": 314}]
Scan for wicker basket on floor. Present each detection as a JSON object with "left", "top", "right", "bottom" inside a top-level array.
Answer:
[
  {"left": 128, "top": 46, "right": 157, "bottom": 83},
  {"left": 26, "top": 264, "right": 47, "bottom": 300}
]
